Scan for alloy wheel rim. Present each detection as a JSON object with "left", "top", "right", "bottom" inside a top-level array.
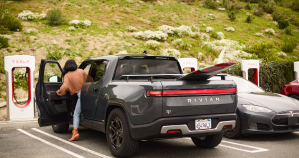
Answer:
[{"left": 109, "top": 117, "right": 123, "bottom": 149}]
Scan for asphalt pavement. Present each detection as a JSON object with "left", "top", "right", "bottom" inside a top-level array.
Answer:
[{"left": 1, "top": 124, "right": 299, "bottom": 158}]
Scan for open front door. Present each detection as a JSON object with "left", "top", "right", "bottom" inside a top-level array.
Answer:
[{"left": 36, "top": 59, "right": 71, "bottom": 127}]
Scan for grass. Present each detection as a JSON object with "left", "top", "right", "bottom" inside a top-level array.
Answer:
[{"left": 0, "top": 0, "right": 298, "bottom": 65}]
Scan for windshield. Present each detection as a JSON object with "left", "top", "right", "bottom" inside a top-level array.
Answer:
[
  {"left": 229, "top": 76, "right": 264, "bottom": 93},
  {"left": 114, "top": 59, "right": 181, "bottom": 80}
]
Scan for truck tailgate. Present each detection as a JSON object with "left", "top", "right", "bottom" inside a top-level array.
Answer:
[{"left": 160, "top": 80, "right": 237, "bottom": 117}]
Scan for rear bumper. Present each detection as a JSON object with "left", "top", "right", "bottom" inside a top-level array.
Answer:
[{"left": 129, "top": 113, "right": 236, "bottom": 140}]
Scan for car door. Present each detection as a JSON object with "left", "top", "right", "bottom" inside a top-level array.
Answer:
[
  {"left": 81, "top": 60, "right": 108, "bottom": 121},
  {"left": 36, "top": 59, "right": 71, "bottom": 127}
]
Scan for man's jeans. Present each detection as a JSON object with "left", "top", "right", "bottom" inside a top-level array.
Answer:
[{"left": 73, "top": 91, "right": 81, "bottom": 128}]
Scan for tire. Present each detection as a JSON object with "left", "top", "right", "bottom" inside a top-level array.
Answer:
[
  {"left": 224, "top": 112, "right": 242, "bottom": 139},
  {"left": 52, "top": 123, "right": 69, "bottom": 133},
  {"left": 191, "top": 132, "right": 223, "bottom": 148},
  {"left": 289, "top": 94, "right": 299, "bottom": 101},
  {"left": 106, "top": 108, "right": 139, "bottom": 158}
]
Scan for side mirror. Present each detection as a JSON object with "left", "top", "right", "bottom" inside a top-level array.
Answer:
[{"left": 49, "top": 75, "right": 62, "bottom": 82}]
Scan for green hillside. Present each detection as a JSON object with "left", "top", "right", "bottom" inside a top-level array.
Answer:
[{"left": 0, "top": 0, "right": 299, "bottom": 102}]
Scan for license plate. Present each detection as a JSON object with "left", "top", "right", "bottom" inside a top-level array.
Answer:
[{"left": 195, "top": 119, "right": 211, "bottom": 130}]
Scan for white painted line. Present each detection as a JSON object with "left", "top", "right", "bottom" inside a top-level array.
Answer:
[
  {"left": 185, "top": 138, "right": 268, "bottom": 153},
  {"left": 17, "top": 129, "right": 85, "bottom": 158},
  {"left": 221, "top": 140, "right": 269, "bottom": 153},
  {"left": 32, "top": 128, "right": 112, "bottom": 158}
]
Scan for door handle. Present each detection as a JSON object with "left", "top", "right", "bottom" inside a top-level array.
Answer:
[{"left": 93, "top": 88, "right": 98, "bottom": 91}]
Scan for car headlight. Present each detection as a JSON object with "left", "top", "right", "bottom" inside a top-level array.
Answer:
[{"left": 243, "top": 105, "right": 272, "bottom": 113}]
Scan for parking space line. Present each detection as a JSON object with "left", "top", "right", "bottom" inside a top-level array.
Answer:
[
  {"left": 17, "top": 129, "right": 85, "bottom": 158},
  {"left": 185, "top": 138, "right": 268, "bottom": 153},
  {"left": 221, "top": 140, "right": 269, "bottom": 153},
  {"left": 31, "top": 128, "right": 112, "bottom": 158}
]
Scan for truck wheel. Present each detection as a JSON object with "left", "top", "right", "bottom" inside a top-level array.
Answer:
[
  {"left": 191, "top": 132, "right": 223, "bottom": 148},
  {"left": 224, "top": 113, "right": 242, "bottom": 139},
  {"left": 106, "top": 108, "right": 139, "bottom": 158},
  {"left": 52, "top": 123, "right": 69, "bottom": 133}
]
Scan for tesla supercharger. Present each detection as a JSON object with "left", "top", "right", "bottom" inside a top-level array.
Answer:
[
  {"left": 294, "top": 62, "right": 299, "bottom": 79},
  {"left": 242, "top": 60, "right": 259, "bottom": 86},
  {"left": 178, "top": 58, "right": 197, "bottom": 72},
  {"left": 4, "top": 55, "right": 35, "bottom": 121}
]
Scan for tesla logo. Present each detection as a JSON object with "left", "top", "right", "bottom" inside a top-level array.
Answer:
[
  {"left": 188, "top": 98, "right": 220, "bottom": 103},
  {"left": 12, "top": 60, "right": 29, "bottom": 64},
  {"left": 166, "top": 110, "right": 171, "bottom": 114},
  {"left": 248, "top": 63, "right": 258, "bottom": 66},
  {"left": 182, "top": 62, "right": 195, "bottom": 65}
]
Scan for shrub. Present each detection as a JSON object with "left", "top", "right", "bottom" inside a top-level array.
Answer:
[
  {"left": 253, "top": 7, "right": 264, "bottom": 17},
  {"left": 265, "top": 28, "right": 275, "bottom": 35},
  {"left": 285, "top": 27, "right": 292, "bottom": 35},
  {"left": 281, "top": 40, "right": 297, "bottom": 53},
  {"left": 69, "top": 19, "right": 91, "bottom": 28},
  {"left": 17, "top": 10, "right": 46, "bottom": 20},
  {"left": 244, "top": 42, "right": 275, "bottom": 61},
  {"left": 145, "top": 40, "right": 161, "bottom": 50},
  {"left": 172, "top": 39, "right": 192, "bottom": 50},
  {"left": 271, "top": 11, "right": 287, "bottom": 21},
  {"left": 255, "top": 32, "right": 263, "bottom": 37},
  {"left": 46, "top": 9, "right": 66, "bottom": 26},
  {"left": 7, "top": 17, "right": 23, "bottom": 31},
  {"left": 224, "top": 27, "right": 235, "bottom": 32},
  {"left": 0, "top": 36, "right": 9, "bottom": 48},
  {"left": 127, "top": 26, "right": 136, "bottom": 32},
  {"left": 245, "top": 3, "right": 252, "bottom": 10},
  {"left": 46, "top": 50, "right": 63, "bottom": 60},
  {"left": 204, "top": 0, "right": 218, "bottom": 9},
  {"left": 246, "top": 15, "right": 255, "bottom": 23},
  {"left": 259, "top": 2, "right": 275, "bottom": 14},
  {"left": 64, "top": 49, "right": 82, "bottom": 59},
  {"left": 133, "top": 30, "right": 168, "bottom": 41},
  {"left": 0, "top": 51, "right": 4, "bottom": 74},
  {"left": 206, "top": 27, "right": 214, "bottom": 33},
  {"left": 200, "top": 33, "right": 210, "bottom": 41},
  {"left": 278, "top": 19, "right": 289, "bottom": 29},
  {"left": 160, "top": 48, "right": 181, "bottom": 58},
  {"left": 228, "top": 11, "right": 236, "bottom": 21}
]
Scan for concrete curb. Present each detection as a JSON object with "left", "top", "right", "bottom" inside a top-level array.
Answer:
[{"left": 0, "top": 119, "right": 40, "bottom": 131}]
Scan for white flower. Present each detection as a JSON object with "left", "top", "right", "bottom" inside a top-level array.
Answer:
[
  {"left": 133, "top": 30, "right": 168, "bottom": 41},
  {"left": 246, "top": 12, "right": 251, "bottom": 16},
  {"left": 160, "top": 48, "right": 181, "bottom": 58},
  {"left": 145, "top": 40, "right": 160, "bottom": 50},
  {"left": 116, "top": 50, "right": 128, "bottom": 55},
  {"left": 198, "top": 52, "right": 203, "bottom": 60},
  {"left": 175, "top": 25, "right": 194, "bottom": 37},
  {"left": 83, "top": 19, "right": 92, "bottom": 27},
  {"left": 69, "top": 19, "right": 91, "bottom": 28},
  {"left": 255, "top": 33, "right": 263, "bottom": 37},
  {"left": 272, "top": 21, "right": 278, "bottom": 25},
  {"left": 216, "top": 32, "right": 225, "bottom": 40},
  {"left": 277, "top": 51, "right": 287, "bottom": 56},
  {"left": 200, "top": 33, "right": 210, "bottom": 41},
  {"left": 202, "top": 39, "right": 250, "bottom": 63},
  {"left": 265, "top": 28, "right": 275, "bottom": 35},
  {"left": 172, "top": 39, "right": 192, "bottom": 50},
  {"left": 18, "top": 10, "right": 46, "bottom": 20},
  {"left": 203, "top": 24, "right": 206, "bottom": 27},
  {"left": 52, "top": 40, "right": 59, "bottom": 45},
  {"left": 0, "top": 34, "right": 11, "bottom": 39},
  {"left": 224, "top": 27, "right": 235, "bottom": 32},
  {"left": 34, "top": 73, "right": 39, "bottom": 79},
  {"left": 68, "top": 26, "right": 76, "bottom": 31},
  {"left": 206, "top": 27, "right": 214, "bottom": 33},
  {"left": 218, "top": 8, "right": 226, "bottom": 11},
  {"left": 127, "top": 26, "right": 137, "bottom": 32},
  {"left": 158, "top": 25, "right": 176, "bottom": 35},
  {"left": 206, "top": 14, "right": 216, "bottom": 20}
]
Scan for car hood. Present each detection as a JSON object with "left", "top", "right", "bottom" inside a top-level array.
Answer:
[{"left": 238, "top": 92, "right": 299, "bottom": 112}]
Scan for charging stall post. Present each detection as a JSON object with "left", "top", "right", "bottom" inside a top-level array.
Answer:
[
  {"left": 242, "top": 60, "right": 259, "bottom": 86},
  {"left": 4, "top": 55, "right": 35, "bottom": 121},
  {"left": 178, "top": 58, "right": 197, "bottom": 73}
]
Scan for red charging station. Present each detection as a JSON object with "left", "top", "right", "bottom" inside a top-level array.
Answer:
[{"left": 242, "top": 60, "right": 259, "bottom": 86}]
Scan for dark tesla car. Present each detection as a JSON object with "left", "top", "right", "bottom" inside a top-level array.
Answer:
[
  {"left": 281, "top": 79, "right": 299, "bottom": 100},
  {"left": 219, "top": 76, "right": 299, "bottom": 139}
]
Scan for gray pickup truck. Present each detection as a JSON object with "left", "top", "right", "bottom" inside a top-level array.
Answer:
[{"left": 36, "top": 54, "right": 237, "bottom": 157}]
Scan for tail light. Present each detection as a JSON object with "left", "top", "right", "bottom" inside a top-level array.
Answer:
[
  {"left": 146, "top": 89, "right": 237, "bottom": 97},
  {"left": 222, "top": 125, "right": 232, "bottom": 129},
  {"left": 167, "top": 130, "right": 181, "bottom": 134}
]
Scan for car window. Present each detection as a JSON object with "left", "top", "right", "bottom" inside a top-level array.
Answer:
[
  {"left": 90, "top": 60, "right": 108, "bottom": 81},
  {"left": 114, "top": 59, "right": 181, "bottom": 80}
]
